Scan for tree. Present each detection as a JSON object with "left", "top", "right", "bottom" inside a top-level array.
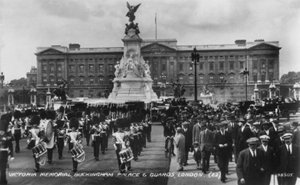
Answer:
[{"left": 280, "top": 71, "right": 300, "bottom": 84}]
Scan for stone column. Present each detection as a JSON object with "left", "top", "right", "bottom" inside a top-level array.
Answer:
[{"left": 254, "top": 83, "right": 259, "bottom": 101}]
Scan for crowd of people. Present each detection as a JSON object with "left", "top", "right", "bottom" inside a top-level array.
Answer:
[
  {"left": 0, "top": 98, "right": 299, "bottom": 185},
  {"left": 0, "top": 105, "right": 152, "bottom": 185},
  {"left": 161, "top": 99, "right": 300, "bottom": 184}
]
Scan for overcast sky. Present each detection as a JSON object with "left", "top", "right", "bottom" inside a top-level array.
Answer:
[{"left": 1, "top": 0, "right": 300, "bottom": 82}]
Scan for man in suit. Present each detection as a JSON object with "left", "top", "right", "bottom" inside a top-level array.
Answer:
[
  {"left": 236, "top": 118, "right": 253, "bottom": 158},
  {"left": 199, "top": 123, "right": 214, "bottom": 174},
  {"left": 276, "top": 133, "right": 299, "bottom": 185},
  {"left": 215, "top": 121, "right": 232, "bottom": 183},
  {"left": 258, "top": 135, "right": 275, "bottom": 185},
  {"left": 291, "top": 122, "right": 300, "bottom": 147},
  {"left": 192, "top": 120, "right": 201, "bottom": 144},
  {"left": 236, "top": 137, "right": 265, "bottom": 185},
  {"left": 227, "top": 115, "right": 239, "bottom": 163},
  {"left": 182, "top": 121, "right": 192, "bottom": 166}
]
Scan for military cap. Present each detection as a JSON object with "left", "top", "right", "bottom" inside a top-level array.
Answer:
[
  {"left": 69, "top": 117, "right": 79, "bottom": 129},
  {"left": 246, "top": 137, "right": 259, "bottom": 144},
  {"left": 56, "top": 120, "right": 65, "bottom": 128},
  {"left": 282, "top": 132, "right": 293, "bottom": 140},
  {"left": 29, "top": 115, "right": 41, "bottom": 126},
  {"left": 259, "top": 135, "right": 270, "bottom": 141},
  {"left": 291, "top": 121, "right": 299, "bottom": 127},
  {"left": 193, "top": 141, "right": 199, "bottom": 146}
]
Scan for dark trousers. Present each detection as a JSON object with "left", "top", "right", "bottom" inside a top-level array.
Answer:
[
  {"left": 261, "top": 172, "right": 271, "bottom": 185},
  {"left": 85, "top": 134, "right": 90, "bottom": 146},
  {"left": 165, "top": 138, "right": 174, "bottom": 153},
  {"left": 0, "top": 169, "right": 7, "bottom": 185},
  {"left": 72, "top": 158, "right": 78, "bottom": 172},
  {"left": 194, "top": 149, "right": 201, "bottom": 167},
  {"left": 57, "top": 138, "right": 64, "bottom": 159},
  {"left": 146, "top": 127, "right": 151, "bottom": 142},
  {"left": 201, "top": 150, "right": 211, "bottom": 172},
  {"left": 0, "top": 151, "right": 8, "bottom": 185},
  {"left": 115, "top": 149, "right": 126, "bottom": 172},
  {"left": 47, "top": 148, "right": 53, "bottom": 163},
  {"left": 8, "top": 141, "right": 13, "bottom": 157},
  {"left": 99, "top": 137, "right": 106, "bottom": 153},
  {"left": 93, "top": 136, "right": 100, "bottom": 158},
  {"left": 142, "top": 133, "right": 147, "bottom": 147},
  {"left": 217, "top": 155, "right": 229, "bottom": 181},
  {"left": 14, "top": 131, "right": 21, "bottom": 153}
]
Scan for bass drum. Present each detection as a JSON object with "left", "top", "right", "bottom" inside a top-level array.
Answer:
[{"left": 44, "top": 121, "right": 54, "bottom": 143}]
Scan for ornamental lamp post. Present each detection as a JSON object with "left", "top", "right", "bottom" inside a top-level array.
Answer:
[
  {"left": 191, "top": 47, "right": 200, "bottom": 102},
  {"left": 240, "top": 68, "right": 249, "bottom": 101},
  {"left": 0, "top": 72, "right": 4, "bottom": 88}
]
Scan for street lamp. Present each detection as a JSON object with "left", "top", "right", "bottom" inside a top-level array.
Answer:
[
  {"left": 191, "top": 47, "right": 200, "bottom": 102},
  {"left": 241, "top": 68, "right": 249, "bottom": 101},
  {"left": 0, "top": 72, "right": 4, "bottom": 88}
]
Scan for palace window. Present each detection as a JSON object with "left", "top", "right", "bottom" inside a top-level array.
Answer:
[
  {"left": 179, "top": 63, "right": 183, "bottom": 71},
  {"left": 89, "top": 78, "right": 94, "bottom": 85},
  {"left": 79, "top": 77, "right": 84, "bottom": 85},
  {"left": 89, "top": 64, "right": 94, "bottom": 72},
  {"left": 69, "top": 65, "right": 75, "bottom": 73},
  {"left": 239, "top": 61, "right": 244, "bottom": 69},
  {"left": 42, "top": 65, "right": 47, "bottom": 72},
  {"left": 209, "top": 62, "right": 214, "bottom": 71},
  {"left": 50, "top": 65, "right": 55, "bottom": 73},
  {"left": 199, "top": 63, "right": 204, "bottom": 70},
  {"left": 219, "top": 62, "right": 224, "bottom": 71},
  {"left": 229, "top": 61, "right": 234, "bottom": 70},
  {"left": 253, "top": 60, "right": 258, "bottom": 70},
  {"left": 79, "top": 65, "right": 84, "bottom": 73},
  {"left": 57, "top": 64, "right": 62, "bottom": 72},
  {"left": 108, "top": 64, "right": 114, "bottom": 72},
  {"left": 99, "top": 64, "right": 104, "bottom": 73}
]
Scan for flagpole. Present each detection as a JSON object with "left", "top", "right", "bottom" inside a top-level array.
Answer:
[{"left": 155, "top": 13, "right": 157, "bottom": 40}]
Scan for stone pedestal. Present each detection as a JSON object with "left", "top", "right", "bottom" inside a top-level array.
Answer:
[{"left": 108, "top": 28, "right": 158, "bottom": 103}]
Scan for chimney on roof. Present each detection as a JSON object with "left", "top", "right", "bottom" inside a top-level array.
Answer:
[
  {"left": 254, "top": 39, "right": 264, "bottom": 42},
  {"left": 69, "top": 43, "right": 80, "bottom": 50},
  {"left": 235, "top": 40, "right": 246, "bottom": 46}
]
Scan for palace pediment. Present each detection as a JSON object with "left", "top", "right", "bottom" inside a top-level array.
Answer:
[
  {"left": 36, "top": 48, "right": 66, "bottom": 55},
  {"left": 141, "top": 43, "right": 176, "bottom": 53},
  {"left": 249, "top": 43, "right": 280, "bottom": 50}
]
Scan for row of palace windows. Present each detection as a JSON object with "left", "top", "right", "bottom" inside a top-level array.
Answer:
[
  {"left": 42, "top": 76, "right": 114, "bottom": 85},
  {"left": 68, "top": 64, "right": 114, "bottom": 73},
  {"left": 69, "top": 57, "right": 121, "bottom": 62},
  {"left": 179, "top": 61, "right": 245, "bottom": 71}
]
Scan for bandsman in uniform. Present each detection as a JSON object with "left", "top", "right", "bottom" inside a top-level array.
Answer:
[
  {"left": 112, "top": 119, "right": 131, "bottom": 173},
  {"left": 39, "top": 110, "right": 55, "bottom": 164},
  {"left": 0, "top": 118, "right": 9, "bottom": 185},
  {"left": 28, "top": 115, "right": 41, "bottom": 172},
  {"left": 56, "top": 120, "right": 66, "bottom": 160},
  {"left": 90, "top": 118, "right": 101, "bottom": 161},
  {"left": 11, "top": 110, "right": 22, "bottom": 153},
  {"left": 66, "top": 117, "right": 82, "bottom": 174},
  {"left": 99, "top": 122, "right": 108, "bottom": 154}
]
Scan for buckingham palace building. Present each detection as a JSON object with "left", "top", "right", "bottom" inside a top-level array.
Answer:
[{"left": 35, "top": 39, "right": 280, "bottom": 104}]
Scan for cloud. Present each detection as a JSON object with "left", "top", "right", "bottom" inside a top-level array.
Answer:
[{"left": 36, "top": 0, "right": 92, "bottom": 21}]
